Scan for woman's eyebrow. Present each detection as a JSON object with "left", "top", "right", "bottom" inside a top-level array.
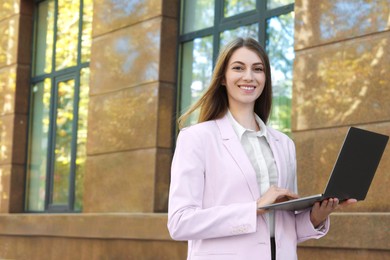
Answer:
[
  {"left": 230, "top": 61, "right": 264, "bottom": 66},
  {"left": 253, "top": 62, "right": 264, "bottom": 65}
]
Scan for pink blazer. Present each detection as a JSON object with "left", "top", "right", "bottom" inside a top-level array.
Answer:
[{"left": 168, "top": 115, "right": 329, "bottom": 260}]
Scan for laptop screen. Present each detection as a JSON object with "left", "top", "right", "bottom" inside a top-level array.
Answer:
[{"left": 323, "top": 127, "right": 388, "bottom": 200}]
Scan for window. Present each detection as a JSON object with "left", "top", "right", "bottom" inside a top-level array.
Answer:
[
  {"left": 25, "top": 0, "right": 92, "bottom": 212},
  {"left": 178, "top": 0, "right": 294, "bottom": 133}
]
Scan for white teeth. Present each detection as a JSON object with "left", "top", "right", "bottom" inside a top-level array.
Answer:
[{"left": 240, "top": 86, "right": 255, "bottom": 90}]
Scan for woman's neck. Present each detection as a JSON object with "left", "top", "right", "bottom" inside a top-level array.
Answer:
[{"left": 229, "top": 106, "right": 259, "bottom": 131}]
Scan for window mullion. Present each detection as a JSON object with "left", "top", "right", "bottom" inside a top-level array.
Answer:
[
  {"left": 68, "top": 72, "right": 81, "bottom": 210},
  {"left": 45, "top": 77, "right": 58, "bottom": 211},
  {"left": 51, "top": 0, "right": 59, "bottom": 74},
  {"left": 212, "top": 0, "right": 224, "bottom": 66},
  {"left": 257, "top": 0, "right": 267, "bottom": 46},
  {"left": 265, "top": 3, "right": 294, "bottom": 19},
  {"left": 45, "top": 0, "right": 59, "bottom": 211},
  {"left": 219, "top": 12, "right": 260, "bottom": 32},
  {"left": 179, "top": 27, "right": 215, "bottom": 43},
  {"left": 31, "top": 63, "right": 89, "bottom": 85},
  {"left": 77, "top": 0, "right": 84, "bottom": 65}
]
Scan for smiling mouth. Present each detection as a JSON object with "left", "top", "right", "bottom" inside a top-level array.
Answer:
[{"left": 239, "top": 85, "right": 256, "bottom": 90}]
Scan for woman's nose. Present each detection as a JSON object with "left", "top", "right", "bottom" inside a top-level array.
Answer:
[{"left": 243, "top": 69, "right": 253, "bottom": 81}]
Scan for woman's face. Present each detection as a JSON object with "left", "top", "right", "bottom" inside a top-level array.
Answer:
[{"left": 223, "top": 47, "right": 266, "bottom": 110}]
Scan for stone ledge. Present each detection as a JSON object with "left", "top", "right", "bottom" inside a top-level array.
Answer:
[
  {"left": 0, "top": 212, "right": 388, "bottom": 251},
  {"left": 0, "top": 213, "right": 171, "bottom": 240},
  {"left": 300, "top": 212, "right": 390, "bottom": 250}
]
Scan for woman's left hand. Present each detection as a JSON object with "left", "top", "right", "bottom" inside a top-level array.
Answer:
[{"left": 310, "top": 198, "right": 357, "bottom": 228}]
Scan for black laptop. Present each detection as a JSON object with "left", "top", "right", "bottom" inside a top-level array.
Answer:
[{"left": 258, "top": 127, "right": 389, "bottom": 211}]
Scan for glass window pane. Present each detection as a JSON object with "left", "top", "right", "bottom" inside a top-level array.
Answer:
[
  {"left": 26, "top": 79, "right": 52, "bottom": 211},
  {"left": 28, "top": 0, "right": 92, "bottom": 212},
  {"left": 34, "top": 0, "right": 55, "bottom": 76},
  {"left": 81, "top": 0, "right": 93, "bottom": 63},
  {"left": 267, "top": 0, "right": 294, "bottom": 10},
  {"left": 182, "top": 0, "right": 215, "bottom": 33},
  {"left": 74, "top": 68, "right": 90, "bottom": 211},
  {"left": 55, "top": 0, "right": 80, "bottom": 70},
  {"left": 266, "top": 12, "right": 295, "bottom": 133},
  {"left": 52, "top": 78, "right": 75, "bottom": 204},
  {"left": 220, "top": 23, "right": 258, "bottom": 46},
  {"left": 224, "top": 0, "right": 256, "bottom": 17},
  {"left": 180, "top": 36, "right": 213, "bottom": 125}
]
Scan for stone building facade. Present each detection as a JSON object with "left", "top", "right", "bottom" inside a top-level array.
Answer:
[{"left": 0, "top": 0, "right": 388, "bottom": 259}]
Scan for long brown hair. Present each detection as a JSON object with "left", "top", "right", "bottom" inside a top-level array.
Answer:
[{"left": 178, "top": 37, "right": 272, "bottom": 128}]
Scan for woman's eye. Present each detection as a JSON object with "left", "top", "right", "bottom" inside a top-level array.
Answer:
[
  {"left": 254, "top": 67, "right": 264, "bottom": 72},
  {"left": 232, "top": 66, "right": 244, "bottom": 71}
]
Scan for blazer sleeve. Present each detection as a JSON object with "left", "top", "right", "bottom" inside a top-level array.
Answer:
[
  {"left": 295, "top": 210, "right": 330, "bottom": 243},
  {"left": 167, "top": 127, "right": 257, "bottom": 241}
]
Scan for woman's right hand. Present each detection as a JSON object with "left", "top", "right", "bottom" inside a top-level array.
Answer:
[{"left": 256, "top": 185, "right": 299, "bottom": 215}]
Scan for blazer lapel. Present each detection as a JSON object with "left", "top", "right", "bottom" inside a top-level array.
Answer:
[{"left": 216, "top": 116, "right": 260, "bottom": 200}]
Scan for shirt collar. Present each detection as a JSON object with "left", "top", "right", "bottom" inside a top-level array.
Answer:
[{"left": 227, "top": 110, "right": 268, "bottom": 140}]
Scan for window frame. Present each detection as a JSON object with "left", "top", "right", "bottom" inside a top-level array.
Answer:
[
  {"left": 26, "top": 0, "right": 90, "bottom": 213},
  {"left": 177, "top": 0, "right": 295, "bottom": 131},
  {"left": 178, "top": 1, "right": 294, "bottom": 63}
]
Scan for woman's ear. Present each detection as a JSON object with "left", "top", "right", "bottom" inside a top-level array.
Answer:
[{"left": 221, "top": 78, "right": 226, "bottom": 86}]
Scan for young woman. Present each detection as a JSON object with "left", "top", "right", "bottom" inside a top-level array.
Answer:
[{"left": 167, "top": 37, "right": 355, "bottom": 260}]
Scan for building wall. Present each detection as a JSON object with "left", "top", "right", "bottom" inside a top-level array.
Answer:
[
  {"left": 0, "top": 0, "right": 182, "bottom": 259},
  {"left": 0, "top": 0, "right": 389, "bottom": 259},
  {"left": 0, "top": 0, "right": 33, "bottom": 214},
  {"left": 84, "top": 0, "right": 178, "bottom": 214},
  {"left": 293, "top": 0, "right": 390, "bottom": 259}
]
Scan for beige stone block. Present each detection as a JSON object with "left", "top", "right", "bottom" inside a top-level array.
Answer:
[
  {"left": 0, "top": 164, "right": 25, "bottom": 213},
  {"left": 0, "top": 164, "right": 12, "bottom": 213},
  {"left": 92, "top": 0, "right": 163, "bottom": 37},
  {"left": 0, "top": 114, "right": 27, "bottom": 165},
  {"left": 17, "top": 14, "right": 33, "bottom": 65},
  {"left": 157, "top": 83, "right": 175, "bottom": 149},
  {"left": 0, "top": 16, "right": 19, "bottom": 67},
  {"left": 8, "top": 164, "right": 25, "bottom": 213},
  {"left": 295, "top": 0, "right": 390, "bottom": 50},
  {"left": 0, "top": 213, "right": 171, "bottom": 240},
  {"left": 159, "top": 17, "right": 179, "bottom": 83},
  {"left": 0, "top": 13, "right": 32, "bottom": 67},
  {"left": 14, "top": 65, "right": 30, "bottom": 114},
  {"left": 0, "top": 235, "right": 187, "bottom": 260},
  {"left": 162, "top": 0, "right": 180, "bottom": 18},
  {"left": 300, "top": 213, "right": 390, "bottom": 250},
  {"left": 0, "top": 114, "right": 15, "bottom": 164},
  {"left": 0, "top": 213, "right": 187, "bottom": 258},
  {"left": 298, "top": 247, "right": 390, "bottom": 260},
  {"left": 292, "top": 32, "right": 390, "bottom": 131},
  {"left": 83, "top": 149, "right": 156, "bottom": 213},
  {"left": 0, "top": 0, "right": 19, "bottom": 20},
  {"left": 0, "top": 0, "right": 33, "bottom": 19},
  {"left": 0, "top": 65, "right": 29, "bottom": 116},
  {"left": 293, "top": 123, "right": 390, "bottom": 212},
  {"left": 0, "top": 66, "right": 17, "bottom": 115},
  {"left": 90, "top": 18, "right": 161, "bottom": 95},
  {"left": 11, "top": 114, "right": 27, "bottom": 164},
  {"left": 20, "top": 0, "right": 34, "bottom": 16},
  {"left": 154, "top": 148, "right": 173, "bottom": 212},
  {"left": 87, "top": 83, "right": 158, "bottom": 155}
]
